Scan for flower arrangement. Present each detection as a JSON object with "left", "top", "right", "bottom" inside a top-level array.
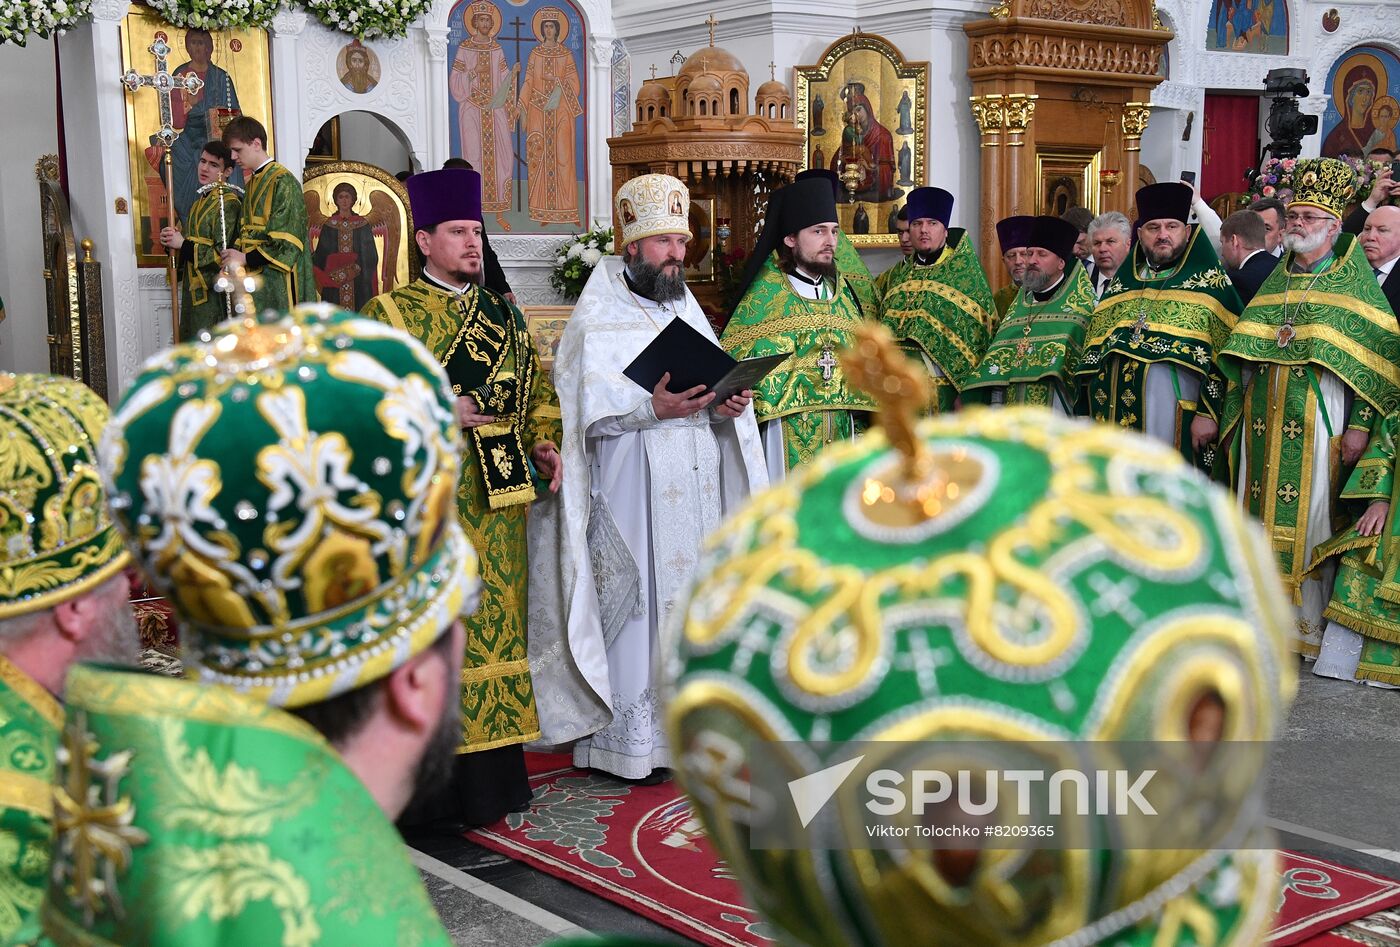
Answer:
[
  {"left": 303, "top": 0, "right": 431, "bottom": 40},
  {"left": 1247, "top": 155, "right": 1386, "bottom": 206},
  {"left": 145, "top": 0, "right": 278, "bottom": 30},
  {"left": 550, "top": 227, "right": 613, "bottom": 300},
  {"left": 1, "top": 0, "right": 90, "bottom": 46}
]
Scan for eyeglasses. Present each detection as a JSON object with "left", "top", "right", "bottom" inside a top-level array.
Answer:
[{"left": 1284, "top": 212, "right": 1335, "bottom": 225}]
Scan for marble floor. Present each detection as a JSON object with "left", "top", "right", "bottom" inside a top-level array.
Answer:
[{"left": 407, "top": 668, "right": 1400, "bottom": 946}]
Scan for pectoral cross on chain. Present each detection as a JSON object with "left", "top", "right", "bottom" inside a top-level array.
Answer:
[
  {"left": 817, "top": 346, "right": 838, "bottom": 383},
  {"left": 1016, "top": 326, "right": 1034, "bottom": 358},
  {"left": 1131, "top": 302, "right": 1148, "bottom": 343}
]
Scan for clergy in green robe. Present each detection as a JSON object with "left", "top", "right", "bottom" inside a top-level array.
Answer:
[
  {"left": 1308, "top": 412, "right": 1400, "bottom": 685},
  {"left": 1076, "top": 183, "right": 1241, "bottom": 474},
  {"left": 961, "top": 216, "right": 1094, "bottom": 413},
  {"left": 363, "top": 167, "right": 562, "bottom": 826},
  {"left": 220, "top": 116, "right": 315, "bottom": 311},
  {"left": 0, "top": 374, "right": 133, "bottom": 945},
  {"left": 1220, "top": 158, "right": 1400, "bottom": 656},
  {"left": 991, "top": 214, "right": 1032, "bottom": 323},
  {"left": 81, "top": 303, "right": 478, "bottom": 944},
  {"left": 877, "top": 186, "right": 994, "bottom": 413},
  {"left": 159, "top": 140, "right": 241, "bottom": 340},
  {"left": 795, "top": 170, "right": 881, "bottom": 317},
  {"left": 722, "top": 177, "right": 875, "bottom": 478}
]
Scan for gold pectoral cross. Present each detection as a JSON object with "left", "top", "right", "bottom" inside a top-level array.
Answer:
[{"left": 1016, "top": 325, "right": 1033, "bottom": 358}]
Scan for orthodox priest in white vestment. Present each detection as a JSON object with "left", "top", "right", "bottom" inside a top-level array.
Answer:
[{"left": 528, "top": 174, "right": 767, "bottom": 780}]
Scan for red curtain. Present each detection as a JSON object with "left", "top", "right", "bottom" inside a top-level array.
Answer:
[{"left": 1202, "top": 94, "right": 1260, "bottom": 202}]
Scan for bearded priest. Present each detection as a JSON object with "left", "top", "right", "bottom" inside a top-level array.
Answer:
[
  {"left": 721, "top": 176, "right": 875, "bottom": 479},
  {"left": 362, "top": 166, "right": 563, "bottom": 828},
  {"left": 530, "top": 174, "right": 767, "bottom": 782}
]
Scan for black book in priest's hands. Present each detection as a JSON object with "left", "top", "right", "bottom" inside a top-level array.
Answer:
[{"left": 623, "top": 317, "right": 791, "bottom": 405}]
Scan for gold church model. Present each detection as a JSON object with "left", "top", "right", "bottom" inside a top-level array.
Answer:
[{"left": 609, "top": 15, "right": 805, "bottom": 320}]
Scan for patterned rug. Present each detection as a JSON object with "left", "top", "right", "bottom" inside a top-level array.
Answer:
[{"left": 468, "top": 756, "right": 1400, "bottom": 947}]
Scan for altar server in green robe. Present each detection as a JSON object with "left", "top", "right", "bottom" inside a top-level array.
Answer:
[
  {"left": 159, "top": 139, "right": 241, "bottom": 339},
  {"left": 220, "top": 115, "right": 315, "bottom": 311},
  {"left": 0, "top": 374, "right": 136, "bottom": 946}
]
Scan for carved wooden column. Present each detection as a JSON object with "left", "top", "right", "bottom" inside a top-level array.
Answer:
[
  {"left": 1003, "top": 93, "right": 1038, "bottom": 214},
  {"left": 1120, "top": 101, "right": 1152, "bottom": 215},
  {"left": 970, "top": 94, "right": 1005, "bottom": 282},
  {"left": 965, "top": 0, "right": 1170, "bottom": 274}
]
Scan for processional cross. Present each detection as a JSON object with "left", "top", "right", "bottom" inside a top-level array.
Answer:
[{"left": 121, "top": 35, "right": 203, "bottom": 344}]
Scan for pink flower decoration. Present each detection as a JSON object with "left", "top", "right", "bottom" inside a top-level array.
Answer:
[{"left": 1263, "top": 185, "right": 1276, "bottom": 196}]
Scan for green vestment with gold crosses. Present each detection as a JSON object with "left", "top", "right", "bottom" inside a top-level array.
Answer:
[
  {"left": 834, "top": 230, "right": 880, "bottom": 318},
  {"left": 1307, "top": 412, "right": 1400, "bottom": 684},
  {"left": 721, "top": 252, "right": 875, "bottom": 471},
  {"left": 179, "top": 186, "right": 241, "bottom": 340},
  {"left": 877, "top": 230, "right": 995, "bottom": 412},
  {"left": 1076, "top": 227, "right": 1241, "bottom": 473},
  {"left": 363, "top": 278, "right": 560, "bottom": 751},
  {"left": 0, "top": 656, "right": 59, "bottom": 946},
  {"left": 1219, "top": 234, "right": 1400, "bottom": 641},
  {"left": 39, "top": 664, "right": 453, "bottom": 946},
  {"left": 233, "top": 161, "right": 315, "bottom": 313},
  {"left": 960, "top": 264, "right": 1095, "bottom": 412}
]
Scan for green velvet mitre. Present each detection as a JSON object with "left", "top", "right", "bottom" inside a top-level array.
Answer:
[{"left": 666, "top": 405, "right": 1297, "bottom": 947}]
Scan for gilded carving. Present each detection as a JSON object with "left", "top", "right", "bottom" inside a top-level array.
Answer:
[
  {"left": 1121, "top": 102, "right": 1152, "bottom": 139},
  {"left": 1003, "top": 93, "right": 1038, "bottom": 131},
  {"left": 1025, "top": 0, "right": 1126, "bottom": 26},
  {"left": 969, "top": 94, "right": 1006, "bottom": 139}
]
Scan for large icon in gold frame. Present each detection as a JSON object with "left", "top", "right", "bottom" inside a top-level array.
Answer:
[
  {"left": 795, "top": 32, "right": 929, "bottom": 249},
  {"left": 302, "top": 161, "right": 420, "bottom": 313},
  {"left": 119, "top": 4, "right": 274, "bottom": 266},
  {"left": 1036, "top": 149, "right": 1104, "bottom": 218}
]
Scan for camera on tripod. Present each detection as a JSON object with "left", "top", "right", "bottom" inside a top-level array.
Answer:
[{"left": 1262, "top": 67, "right": 1318, "bottom": 160}]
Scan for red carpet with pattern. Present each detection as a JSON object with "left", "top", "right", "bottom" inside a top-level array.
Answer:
[{"left": 466, "top": 754, "right": 1400, "bottom": 947}]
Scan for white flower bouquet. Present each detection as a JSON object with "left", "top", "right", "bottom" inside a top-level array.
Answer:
[
  {"left": 146, "top": 0, "right": 278, "bottom": 30},
  {"left": 550, "top": 226, "right": 613, "bottom": 300},
  {"left": 303, "top": 0, "right": 428, "bottom": 40},
  {"left": 1, "top": 0, "right": 90, "bottom": 46}
]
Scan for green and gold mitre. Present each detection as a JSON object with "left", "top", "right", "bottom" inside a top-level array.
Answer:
[
  {"left": 99, "top": 302, "right": 479, "bottom": 708},
  {"left": 1077, "top": 226, "right": 1242, "bottom": 381},
  {"left": 0, "top": 373, "right": 129, "bottom": 618},
  {"left": 1220, "top": 232, "right": 1400, "bottom": 419},
  {"left": 667, "top": 330, "right": 1296, "bottom": 947},
  {"left": 40, "top": 662, "right": 453, "bottom": 945}
]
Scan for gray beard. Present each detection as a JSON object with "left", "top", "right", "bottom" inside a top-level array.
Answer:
[
  {"left": 1020, "top": 268, "right": 1060, "bottom": 293},
  {"left": 1284, "top": 229, "right": 1333, "bottom": 256},
  {"left": 628, "top": 259, "right": 686, "bottom": 302}
]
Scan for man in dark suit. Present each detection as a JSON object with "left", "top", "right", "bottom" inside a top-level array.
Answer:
[
  {"left": 1361, "top": 204, "right": 1400, "bottom": 316},
  {"left": 441, "top": 158, "right": 515, "bottom": 301},
  {"left": 1343, "top": 164, "right": 1398, "bottom": 238},
  {"left": 1219, "top": 209, "right": 1276, "bottom": 304}
]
